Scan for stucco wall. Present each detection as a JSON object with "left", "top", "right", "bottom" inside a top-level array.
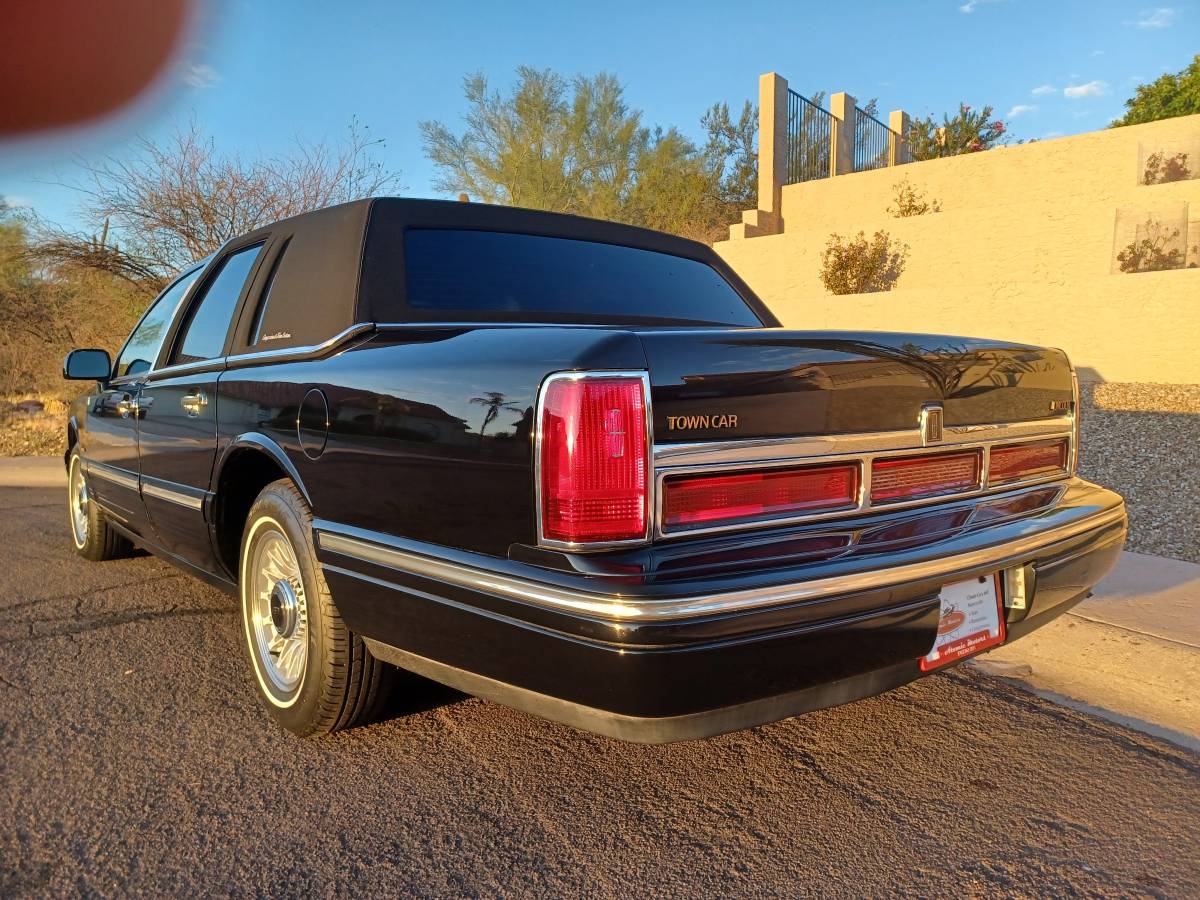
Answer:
[{"left": 715, "top": 114, "right": 1200, "bottom": 384}]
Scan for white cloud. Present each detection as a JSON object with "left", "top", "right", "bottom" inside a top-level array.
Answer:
[
  {"left": 1128, "top": 7, "right": 1177, "bottom": 28},
  {"left": 1091, "top": 49, "right": 1105, "bottom": 57},
  {"left": 1064, "top": 80, "right": 1109, "bottom": 98},
  {"left": 1, "top": 195, "right": 32, "bottom": 208},
  {"left": 183, "top": 63, "right": 220, "bottom": 89},
  {"left": 1007, "top": 104, "right": 1036, "bottom": 118},
  {"left": 1031, "top": 84, "right": 1056, "bottom": 96},
  {"left": 959, "top": 0, "right": 1002, "bottom": 12}
]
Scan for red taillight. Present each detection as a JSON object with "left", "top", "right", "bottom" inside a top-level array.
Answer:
[
  {"left": 988, "top": 439, "right": 1068, "bottom": 486},
  {"left": 538, "top": 374, "right": 649, "bottom": 545},
  {"left": 663, "top": 463, "right": 859, "bottom": 530},
  {"left": 870, "top": 451, "right": 982, "bottom": 503}
]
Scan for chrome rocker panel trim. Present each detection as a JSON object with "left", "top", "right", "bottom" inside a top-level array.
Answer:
[{"left": 316, "top": 500, "right": 1126, "bottom": 623}]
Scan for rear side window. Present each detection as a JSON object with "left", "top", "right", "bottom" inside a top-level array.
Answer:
[
  {"left": 174, "top": 244, "right": 264, "bottom": 364},
  {"left": 402, "top": 229, "right": 762, "bottom": 326}
]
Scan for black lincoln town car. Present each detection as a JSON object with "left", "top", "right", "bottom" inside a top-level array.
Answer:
[{"left": 62, "top": 198, "right": 1127, "bottom": 742}]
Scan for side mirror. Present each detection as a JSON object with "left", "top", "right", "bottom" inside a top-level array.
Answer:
[{"left": 63, "top": 348, "right": 112, "bottom": 383}]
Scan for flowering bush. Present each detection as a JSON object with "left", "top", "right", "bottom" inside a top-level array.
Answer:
[
  {"left": 819, "top": 230, "right": 910, "bottom": 294},
  {"left": 888, "top": 178, "right": 942, "bottom": 217},
  {"left": 1142, "top": 151, "right": 1192, "bottom": 185},
  {"left": 907, "top": 104, "right": 1008, "bottom": 160}
]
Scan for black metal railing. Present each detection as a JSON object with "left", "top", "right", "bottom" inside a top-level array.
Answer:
[
  {"left": 854, "top": 108, "right": 895, "bottom": 172},
  {"left": 785, "top": 90, "right": 834, "bottom": 184}
]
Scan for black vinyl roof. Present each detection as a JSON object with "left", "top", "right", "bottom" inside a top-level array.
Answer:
[{"left": 222, "top": 197, "right": 776, "bottom": 342}]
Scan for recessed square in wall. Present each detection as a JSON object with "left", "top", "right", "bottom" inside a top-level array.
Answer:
[{"left": 1110, "top": 202, "right": 1191, "bottom": 274}]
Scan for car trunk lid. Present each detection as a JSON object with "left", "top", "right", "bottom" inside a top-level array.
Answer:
[{"left": 635, "top": 329, "right": 1075, "bottom": 442}]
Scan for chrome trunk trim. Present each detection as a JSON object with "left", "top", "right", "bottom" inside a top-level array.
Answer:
[
  {"left": 653, "top": 417, "right": 1075, "bottom": 540},
  {"left": 653, "top": 417, "right": 1071, "bottom": 467}
]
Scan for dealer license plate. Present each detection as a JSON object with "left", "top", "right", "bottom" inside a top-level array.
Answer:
[{"left": 920, "top": 574, "right": 1005, "bottom": 671}]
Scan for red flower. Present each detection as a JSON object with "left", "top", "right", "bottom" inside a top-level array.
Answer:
[{"left": 992, "top": 121, "right": 1006, "bottom": 133}]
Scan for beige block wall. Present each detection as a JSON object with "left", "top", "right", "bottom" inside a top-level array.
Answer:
[{"left": 716, "top": 115, "right": 1200, "bottom": 384}]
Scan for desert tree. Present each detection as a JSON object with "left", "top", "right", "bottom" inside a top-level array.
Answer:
[{"left": 422, "top": 67, "right": 758, "bottom": 244}]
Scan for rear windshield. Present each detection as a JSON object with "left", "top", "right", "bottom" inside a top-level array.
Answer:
[{"left": 402, "top": 229, "right": 762, "bottom": 326}]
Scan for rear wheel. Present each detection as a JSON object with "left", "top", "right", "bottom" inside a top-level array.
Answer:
[
  {"left": 67, "top": 448, "right": 130, "bottom": 561},
  {"left": 239, "top": 479, "right": 395, "bottom": 735}
]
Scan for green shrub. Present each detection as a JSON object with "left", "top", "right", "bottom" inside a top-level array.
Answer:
[
  {"left": 819, "top": 230, "right": 909, "bottom": 294},
  {"left": 888, "top": 178, "right": 941, "bottom": 217}
]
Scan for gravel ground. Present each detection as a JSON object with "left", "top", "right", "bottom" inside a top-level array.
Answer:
[
  {"left": 1079, "top": 383, "right": 1200, "bottom": 563},
  {"left": 0, "top": 398, "right": 67, "bottom": 458}
]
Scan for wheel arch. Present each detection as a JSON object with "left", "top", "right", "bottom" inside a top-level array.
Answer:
[
  {"left": 64, "top": 415, "right": 80, "bottom": 467},
  {"left": 212, "top": 433, "right": 312, "bottom": 580}
]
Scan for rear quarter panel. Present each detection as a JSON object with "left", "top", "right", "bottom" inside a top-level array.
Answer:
[{"left": 216, "top": 326, "right": 647, "bottom": 556}]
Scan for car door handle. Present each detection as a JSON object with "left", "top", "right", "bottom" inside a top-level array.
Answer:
[
  {"left": 116, "top": 397, "right": 138, "bottom": 418},
  {"left": 181, "top": 391, "right": 208, "bottom": 417}
]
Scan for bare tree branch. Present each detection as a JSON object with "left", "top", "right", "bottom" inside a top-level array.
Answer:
[{"left": 40, "top": 116, "right": 402, "bottom": 286}]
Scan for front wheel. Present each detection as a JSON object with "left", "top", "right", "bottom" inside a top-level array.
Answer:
[
  {"left": 239, "top": 479, "right": 394, "bottom": 735},
  {"left": 67, "top": 448, "right": 130, "bottom": 561}
]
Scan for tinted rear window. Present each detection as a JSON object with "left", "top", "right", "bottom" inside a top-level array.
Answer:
[{"left": 402, "top": 229, "right": 761, "bottom": 326}]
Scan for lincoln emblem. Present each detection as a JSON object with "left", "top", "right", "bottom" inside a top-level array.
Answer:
[{"left": 920, "top": 404, "right": 944, "bottom": 445}]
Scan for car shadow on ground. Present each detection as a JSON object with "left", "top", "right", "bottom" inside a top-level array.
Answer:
[{"left": 378, "top": 670, "right": 469, "bottom": 721}]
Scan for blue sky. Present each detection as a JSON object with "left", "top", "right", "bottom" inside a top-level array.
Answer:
[{"left": 2, "top": 0, "right": 1194, "bottom": 231}]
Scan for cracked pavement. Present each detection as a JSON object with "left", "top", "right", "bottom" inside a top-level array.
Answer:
[{"left": 1, "top": 482, "right": 1198, "bottom": 897}]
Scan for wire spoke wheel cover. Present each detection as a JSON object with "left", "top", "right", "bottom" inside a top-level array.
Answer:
[
  {"left": 68, "top": 455, "right": 89, "bottom": 549},
  {"left": 242, "top": 517, "right": 309, "bottom": 706}
]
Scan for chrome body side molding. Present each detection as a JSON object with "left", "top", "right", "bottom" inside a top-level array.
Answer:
[
  {"left": 85, "top": 459, "right": 140, "bottom": 492},
  {"left": 140, "top": 475, "right": 206, "bottom": 510},
  {"left": 84, "top": 459, "right": 207, "bottom": 510}
]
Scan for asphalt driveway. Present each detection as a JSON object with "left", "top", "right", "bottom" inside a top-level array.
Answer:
[{"left": 2, "top": 480, "right": 1198, "bottom": 897}]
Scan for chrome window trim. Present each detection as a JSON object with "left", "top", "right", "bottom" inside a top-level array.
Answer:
[
  {"left": 224, "top": 323, "right": 376, "bottom": 369},
  {"left": 533, "top": 370, "right": 656, "bottom": 552},
  {"left": 144, "top": 357, "right": 225, "bottom": 382},
  {"left": 653, "top": 418, "right": 1075, "bottom": 540},
  {"left": 142, "top": 323, "right": 378, "bottom": 381},
  {"left": 315, "top": 502, "right": 1126, "bottom": 622}
]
